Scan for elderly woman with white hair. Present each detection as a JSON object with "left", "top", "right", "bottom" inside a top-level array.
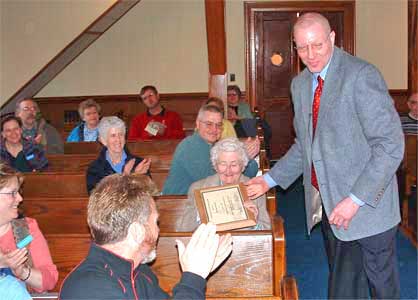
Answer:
[
  {"left": 179, "top": 138, "right": 270, "bottom": 231},
  {"left": 86, "top": 116, "right": 151, "bottom": 193}
]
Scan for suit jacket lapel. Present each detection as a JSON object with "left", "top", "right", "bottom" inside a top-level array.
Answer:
[
  {"left": 315, "top": 47, "right": 343, "bottom": 136},
  {"left": 300, "top": 70, "right": 313, "bottom": 163}
]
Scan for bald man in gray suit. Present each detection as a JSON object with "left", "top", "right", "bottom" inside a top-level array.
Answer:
[{"left": 246, "top": 13, "right": 404, "bottom": 299}]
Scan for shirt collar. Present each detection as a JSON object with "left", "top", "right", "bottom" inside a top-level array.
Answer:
[
  {"left": 105, "top": 150, "right": 127, "bottom": 173},
  {"left": 147, "top": 106, "right": 165, "bottom": 117},
  {"left": 312, "top": 49, "right": 333, "bottom": 81}
]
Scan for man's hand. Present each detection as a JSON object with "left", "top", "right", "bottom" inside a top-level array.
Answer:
[
  {"left": 134, "top": 158, "right": 151, "bottom": 174},
  {"left": 176, "top": 223, "right": 232, "bottom": 279},
  {"left": 211, "top": 233, "right": 233, "bottom": 272},
  {"left": 156, "top": 122, "right": 166, "bottom": 136},
  {"left": 245, "top": 176, "right": 269, "bottom": 200},
  {"left": 244, "top": 137, "right": 260, "bottom": 159},
  {"left": 329, "top": 197, "right": 360, "bottom": 230}
]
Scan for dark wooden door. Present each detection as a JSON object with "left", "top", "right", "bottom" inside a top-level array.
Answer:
[{"left": 245, "top": 1, "right": 355, "bottom": 159}]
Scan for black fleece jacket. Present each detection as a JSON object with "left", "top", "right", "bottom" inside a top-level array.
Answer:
[{"left": 59, "top": 243, "right": 206, "bottom": 300}]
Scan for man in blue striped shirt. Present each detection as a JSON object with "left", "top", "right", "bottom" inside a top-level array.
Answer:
[{"left": 401, "top": 93, "right": 418, "bottom": 135}]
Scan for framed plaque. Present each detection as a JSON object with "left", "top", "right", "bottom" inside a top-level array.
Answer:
[{"left": 194, "top": 183, "right": 256, "bottom": 231}]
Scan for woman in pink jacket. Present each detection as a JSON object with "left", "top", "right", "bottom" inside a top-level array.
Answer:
[{"left": 0, "top": 163, "right": 58, "bottom": 293}]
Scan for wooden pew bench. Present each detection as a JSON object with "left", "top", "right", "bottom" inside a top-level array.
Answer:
[
  {"left": 64, "top": 140, "right": 182, "bottom": 155},
  {"left": 401, "top": 134, "right": 417, "bottom": 243},
  {"left": 23, "top": 193, "right": 277, "bottom": 235},
  {"left": 21, "top": 169, "right": 169, "bottom": 197},
  {"left": 42, "top": 215, "right": 297, "bottom": 299},
  {"left": 23, "top": 195, "right": 189, "bottom": 234},
  {"left": 46, "top": 153, "right": 172, "bottom": 173}
]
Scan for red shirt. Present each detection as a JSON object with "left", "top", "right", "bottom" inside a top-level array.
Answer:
[{"left": 128, "top": 108, "right": 185, "bottom": 140}]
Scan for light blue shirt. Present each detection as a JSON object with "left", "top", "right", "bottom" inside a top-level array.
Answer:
[
  {"left": 265, "top": 50, "right": 364, "bottom": 206},
  {"left": 83, "top": 126, "right": 98, "bottom": 142},
  {"left": 106, "top": 150, "right": 127, "bottom": 174}
]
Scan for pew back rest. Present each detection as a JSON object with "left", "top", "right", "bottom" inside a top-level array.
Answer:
[
  {"left": 404, "top": 134, "right": 417, "bottom": 179},
  {"left": 46, "top": 153, "right": 172, "bottom": 172},
  {"left": 64, "top": 140, "right": 182, "bottom": 155},
  {"left": 23, "top": 195, "right": 188, "bottom": 234},
  {"left": 45, "top": 216, "right": 285, "bottom": 298},
  {"left": 22, "top": 171, "right": 168, "bottom": 198},
  {"left": 23, "top": 193, "right": 278, "bottom": 235}
]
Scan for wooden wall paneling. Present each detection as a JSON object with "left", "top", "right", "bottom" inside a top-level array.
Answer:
[
  {"left": 390, "top": 89, "right": 409, "bottom": 113},
  {"left": 408, "top": 0, "right": 417, "bottom": 94},
  {"left": 209, "top": 74, "right": 228, "bottom": 101},
  {"left": 205, "top": 0, "right": 227, "bottom": 103},
  {"left": 35, "top": 92, "right": 208, "bottom": 139}
]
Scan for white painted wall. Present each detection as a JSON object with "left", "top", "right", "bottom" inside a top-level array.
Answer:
[{"left": 1, "top": 0, "right": 116, "bottom": 106}]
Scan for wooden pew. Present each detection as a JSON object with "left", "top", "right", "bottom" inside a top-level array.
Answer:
[
  {"left": 21, "top": 169, "right": 169, "bottom": 197},
  {"left": 401, "top": 134, "right": 417, "bottom": 244},
  {"left": 64, "top": 140, "right": 182, "bottom": 155},
  {"left": 23, "top": 194, "right": 278, "bottom": 235},
  {"left": 46, "top": 153, "right": 172, "bottom": 172},
  {"left": 42, "top": 215, "right": 297, "bottom": 299},
  {"left": 23, "top": 195, "right": 189, "bottom": 234}
]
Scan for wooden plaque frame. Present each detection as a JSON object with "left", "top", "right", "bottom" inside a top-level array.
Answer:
[{"left": 194, "top": 183, "right": 256, "bottom": 231}]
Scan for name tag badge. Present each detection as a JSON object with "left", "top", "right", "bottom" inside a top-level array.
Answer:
[
  {"left": 25, "top": 154, "right": 35, "bottom": 160},
  {"left": 145, "top": 122, "right": 159, "bottom": 136}
]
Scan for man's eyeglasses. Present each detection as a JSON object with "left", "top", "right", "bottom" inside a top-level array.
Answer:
[
  {"left": 227, "top": 93, "right": 238, "bottom": 97},
  {"left": 199, "top": 121, "right": 223, "bottom": 129},
  {"left": 141, "top": 93, "right": 155, "bottom": 101},
  {"left": 0, "top": 190, "right": 20, "bottom": 199},
  {"left": 21, "top": 106, "right": 37, "bottom": 112},
  {"left": 294, "top": 32, "right": 331, "bottom": 54}
]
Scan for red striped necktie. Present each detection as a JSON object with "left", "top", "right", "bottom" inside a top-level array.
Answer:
[{"left": 311, "top": 75, "right": 324, "bottom": 190}]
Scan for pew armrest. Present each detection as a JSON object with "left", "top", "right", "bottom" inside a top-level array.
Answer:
[
  {"left": 280, "top": 275, "right": 299, "bottom": 300},
  {"left": 31, "top": 292, "right": 59, "bottom": 300}
]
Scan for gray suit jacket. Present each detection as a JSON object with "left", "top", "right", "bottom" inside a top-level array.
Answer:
[
  {"left": 178, "top": 174, "right": 271, "bottom": 231},
  {"left": 269, "top": 47, "right": 404, "bottom": 241}
]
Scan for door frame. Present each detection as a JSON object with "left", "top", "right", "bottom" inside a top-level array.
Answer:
[{"left": 244, "top": 1, "right": 355, "bottom": 109}]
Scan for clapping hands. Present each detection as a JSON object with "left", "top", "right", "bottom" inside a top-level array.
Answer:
[
  {"left": 176, "top": 223, "right": 232, "bottom": 279},
  {"left": 123, "top": 158, "right": 151, "bottom": 175},
  {"left": 0, "top": 248, "right": 28, "bottom": 279}
]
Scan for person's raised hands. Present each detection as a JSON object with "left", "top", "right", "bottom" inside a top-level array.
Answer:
[
  {"left": 176, "top": 223, "right": 232, "bottom": 279},
  {"left": 134, "top": 158, "right": 151, "bottom": 174},
  {"left": 123, "top": 158, "right": 135, "bottom": 175},
  {"left": 244, "top": 137, "right": 260, "bottom": 159},
  {"left": 0, "top": 248, "right": 28, "bottom": 278}
]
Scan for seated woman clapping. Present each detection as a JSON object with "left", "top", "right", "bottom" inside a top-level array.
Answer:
[
  {"left": 179, "top": 138, "right": 271, "bottom": 231},
  {"left": 0, "top": 163, "right": 58, "bottom": 294},
  {"left": 0, "top": 116, "right": 48, "bottom": 172},
  {"left": 86, "top": 116, "right": 151, "bottom": 193}
]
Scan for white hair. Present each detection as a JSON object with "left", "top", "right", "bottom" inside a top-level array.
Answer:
[
  {"left": 210, "top": 138, "right": 249, "bottom": 171},
  {"left": 197, "top": 104, "right": 222, "bottom": 122},
  {"left": 98, "top": 116, "right": 126, "bottom": 140}
]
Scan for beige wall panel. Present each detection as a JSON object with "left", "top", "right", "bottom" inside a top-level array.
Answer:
[
  {"left": 356, "top": 0, "right": 407, "bottom": 89},
  {"left": 0, "top": 0, "right": 116, "bottom": 106},
  {"left": 37, "top": 0, "right": 208, "bottom": 97}
]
